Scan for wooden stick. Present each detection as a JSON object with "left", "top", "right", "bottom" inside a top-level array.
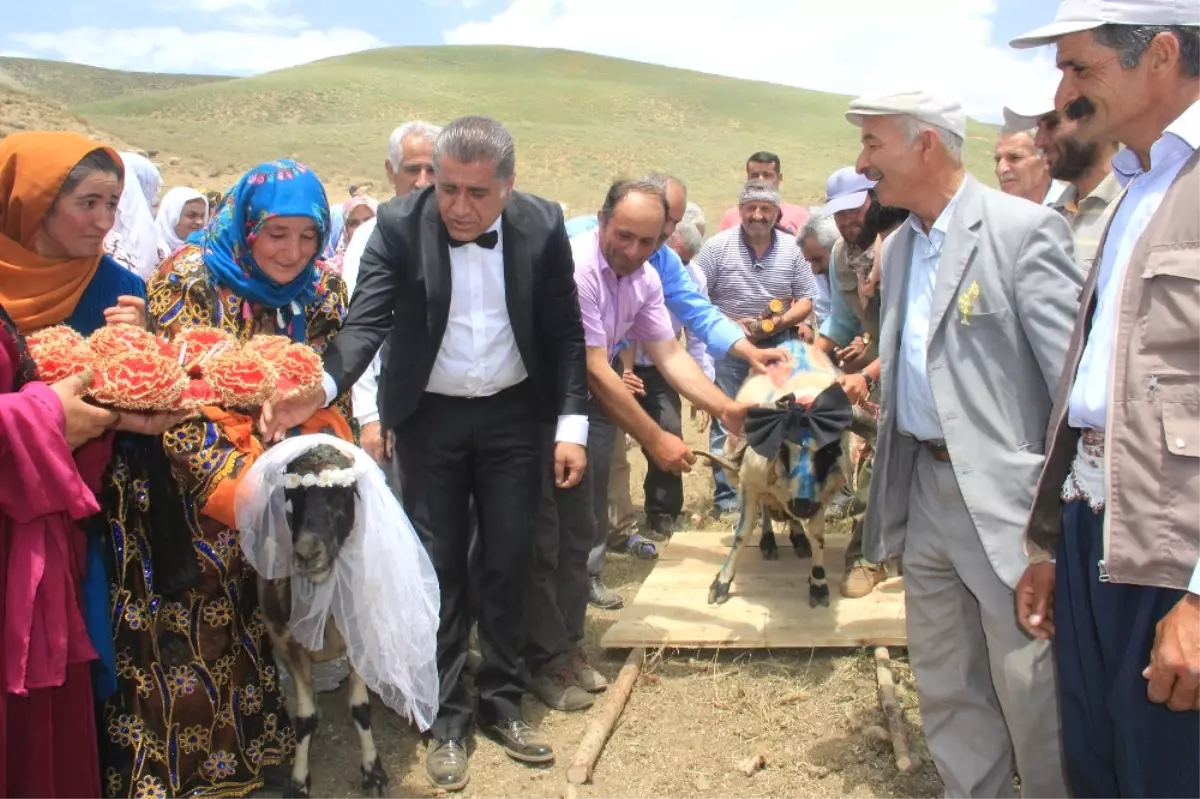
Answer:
[
  {"left": 874, "top": 646, "right": 913, "bottom": 773},
  {"left": 566, "top": 647, "right": 645, "bottom": 785}
]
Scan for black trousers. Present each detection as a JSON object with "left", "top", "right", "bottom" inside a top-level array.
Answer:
[
  {"left": 392, "top": 383, "right": 541, "bottom": 739},
  {"left": 1056, "top": 501, "right": 1199, "bottom": 798},
  {"left": 631, "top": 364, "right": 683, "bottom": 519}
]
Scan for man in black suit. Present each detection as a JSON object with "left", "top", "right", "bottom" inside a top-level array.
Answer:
[{"left": 262, "top": 115, "right": 589, "bottom": 791}]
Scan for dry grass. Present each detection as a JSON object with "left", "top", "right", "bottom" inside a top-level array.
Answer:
[{"left": 303, "top": 409, "right": 942, "bottom": 799}]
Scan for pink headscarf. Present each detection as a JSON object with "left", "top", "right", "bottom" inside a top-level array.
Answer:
[{"left": 326, "top": 195, "right": 378, "bottom": 275}]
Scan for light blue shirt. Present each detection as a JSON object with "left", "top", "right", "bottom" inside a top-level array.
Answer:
[
  {"left": 895, "top": 183, "right": 966, "bottom": 442},
  {"left": 565, "top": 214, "right": 745, "bottom": 359},
  {"left": 818, "top": 251, "right": 864, "bottom": 348},
  {"left": 1067, "top": 100, "right": 1200, "bottom": 431}
]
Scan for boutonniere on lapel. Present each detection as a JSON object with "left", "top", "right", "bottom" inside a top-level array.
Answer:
[{"left": 957, "top": 281, "right": 981, "bottom": 326}]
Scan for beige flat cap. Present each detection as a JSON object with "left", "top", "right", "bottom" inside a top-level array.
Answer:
[
  {"left": 845, "top": 91, "right": 966, "bottom": 139},
  {"left": 1002, "top": 103, "right": 1057, "bottom": 131}
]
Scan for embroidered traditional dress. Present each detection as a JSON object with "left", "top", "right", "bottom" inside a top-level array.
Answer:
[{"left": 101, "top": 160, "right": 352, "bottom": 799}]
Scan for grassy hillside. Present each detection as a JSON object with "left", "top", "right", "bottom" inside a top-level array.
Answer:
[
  {"left": 0, "top": 83, "right": 136, "bottom": 148},
  {"left": 0, "top": 57, "right": 229, "bottom": 108},
  {"left": 73, "top": 46, "right": 998, "bottom": 215}
]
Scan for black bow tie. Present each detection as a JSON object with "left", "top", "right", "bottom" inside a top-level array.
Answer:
[
  {"left": 743, "top": 383, "right": 854, "bottom": 459},
  {"left": 448, "top": 230, "right": 499, "bottom": 250}
]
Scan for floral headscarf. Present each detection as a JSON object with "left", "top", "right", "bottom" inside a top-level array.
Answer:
[
  {"left": 196, "top": 159, "right": 331, "bottom": 342},
  {"left": 327, "top": 195, "right": 378, "bottom": 275}
]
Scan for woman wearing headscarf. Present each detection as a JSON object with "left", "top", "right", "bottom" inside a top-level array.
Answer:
[
  {"left": 154, "top": 186, "right": 208, "bottom": 263},
  {"left": 104, "top": 152, "right": 162, "bottom": 280},
  {"left": 321, "top": 198, "right": 346, "bottom": 261},
  {"left": 326, "top": 194, "right": 377, "bottom": 275},
  {"left": 0, "top": 131, "right": 184, "bottom": 797},
  {"left": 101, "top": 159, "right": 354, "bottom": 798}
]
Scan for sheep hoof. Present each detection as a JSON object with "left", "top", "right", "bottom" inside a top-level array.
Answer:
[
  {"left": 708, "top": 576, "right": 732, "bottom": 605},
  {"left": 760, "top": 533, "right": 778, "bottom": 560},
  {"left": 808, "top": 582, "right": 830, "bottom": 608},
  {"left": 789, "top": 530, "right": 812, "bottom": 559},
  {"left": 362, "top": 757, "right": 389, "bottom": 797}
]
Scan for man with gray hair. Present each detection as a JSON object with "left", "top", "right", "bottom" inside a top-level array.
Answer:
[
  {"left": 342, "top": 119, "right": 443, "bottom": 465},
  {"left": 994, "top": 123, "right": 1061, "bottom": 205},
  {"left": 1011, "top": 6, "right": 1200, "bottom": 796},
  {"left": 850, "top": 90, "right": 1080, "bottom": 797},
  {"left": 796, "top": 208, "right": 836, "bottom": 335},
  {"left": 264, "top": 115, "right": 590, "bottom": 789}
]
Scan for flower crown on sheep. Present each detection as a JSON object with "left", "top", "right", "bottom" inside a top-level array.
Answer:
[{"left": 267, "top": 465, "right": 365, "bottom": 489}]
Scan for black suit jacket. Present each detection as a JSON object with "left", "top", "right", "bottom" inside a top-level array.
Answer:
[{"left": 324, "top": 186, "right": 589, "bottom": 431}]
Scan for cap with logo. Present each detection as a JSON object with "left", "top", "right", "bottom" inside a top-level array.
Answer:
[
  {"left": 1010, "top": 0, "right": 1200, "bottom": 49},
  {"left": 845, "top": 91, "right": 967, "bottom": 140},
  {"left": 821, "top": 167, "right": 876, "bottom": 215}
]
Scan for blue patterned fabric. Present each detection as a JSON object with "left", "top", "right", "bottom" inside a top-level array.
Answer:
[
  {"left": 196, "top": 159, "right": 331, "bottom": 341},
  {"left": 64, "top": 254, "right": 147, "bottom": 701}
]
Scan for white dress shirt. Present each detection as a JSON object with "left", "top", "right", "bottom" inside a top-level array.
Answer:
[
  {"left": 895, "top": 182, "right": 967, "bottom": 442},
  {"left": 340, "top": 216, "right": 383, "bottom": 427},
  {"left": 323, "top": 216, "right": 589, "bottom": 445},
  {"left": 1068, "top": 100, "right": 1199, "bottom": 432}
]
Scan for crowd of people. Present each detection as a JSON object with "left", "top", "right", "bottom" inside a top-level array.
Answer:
[{"left": 0, "top": 2, "right": 1197, "bottom": 797}]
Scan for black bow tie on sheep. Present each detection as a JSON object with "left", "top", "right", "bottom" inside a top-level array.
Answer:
[{"left": 743, "top": 383, "right": 854, "bottom": 459}]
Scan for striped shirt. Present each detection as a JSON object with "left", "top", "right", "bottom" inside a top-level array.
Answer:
[
  {"left": 694, "top": 227, "right": 818, "bottom": 321},
  {"left": 1052, "top": 172, "right": 1122, "bottom": 276}
]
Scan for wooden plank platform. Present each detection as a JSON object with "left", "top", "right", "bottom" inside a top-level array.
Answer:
[{"left": 601, "top": 530, "right": 907, "bottom": 649}]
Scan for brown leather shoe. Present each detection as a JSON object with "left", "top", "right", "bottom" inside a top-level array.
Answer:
[
  {"left": 840, "top": 562, "right": 886, "bottom": 598},
  {"left": 425, "top": 738, "right": 469, "bottom": 791},
  {"left": 480, "top": 719, "right": 554, "bottom": 763},
  {"left": 531, "top": 662, "right": 595, "bottom": 711},
  {"left": 570, "top": 649, "right": 609, "bottom": 693}
]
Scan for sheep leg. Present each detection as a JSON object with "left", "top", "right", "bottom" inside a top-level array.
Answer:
[
  {"left": 805, "top": 511, "right": 830, "bottom": 608},
  {"left": 349, "top": 668, "right": 388, "bottom": 797},
  {"left": 759, "top": 511, "right": 778, "bottom": 561},
  {"left": 280, "top": 641, "right": 318, "bottom": 798},
  {"left": 709, "top": 485, "right": 761, "bottom": 605}
]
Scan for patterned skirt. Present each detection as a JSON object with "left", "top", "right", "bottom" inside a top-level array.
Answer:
[{"left": 100, "top": 455, "right": 295, "bottom": 798}]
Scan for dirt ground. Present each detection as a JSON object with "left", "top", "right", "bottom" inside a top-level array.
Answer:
[{"left": 304, "top": 408, "right": 942, "bottom": 799}]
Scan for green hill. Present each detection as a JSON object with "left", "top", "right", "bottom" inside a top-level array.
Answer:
[
  {"left": 0, "top": 57, "right": 230, "bottom": 108},
  {"left": 69, "top": 46, "right": 997, "bottom": 215}
]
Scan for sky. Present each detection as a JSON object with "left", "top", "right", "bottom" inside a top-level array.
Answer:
[{"left": 2, "top": 0, "right": 1066, "bottom": 122}]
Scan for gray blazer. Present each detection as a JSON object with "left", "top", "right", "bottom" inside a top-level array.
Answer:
[{"left": 864, "top": 175, "right": 1083, "bottom": 589}]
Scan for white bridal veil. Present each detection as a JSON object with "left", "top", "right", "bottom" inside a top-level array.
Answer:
[{"left": 235, "top": 433, "right": 440, "bottom": 731}]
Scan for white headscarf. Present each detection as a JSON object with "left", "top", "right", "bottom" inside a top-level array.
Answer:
[
  {"left": 105, "top": 152, "right": 163, "bottom": 279},
  {"left": 154, "top": 187, "right": 208, "bottom": 261}
]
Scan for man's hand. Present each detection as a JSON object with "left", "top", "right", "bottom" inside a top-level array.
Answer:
[
  {"left": 51, "top": 371, "right": 119, "bottom": 449},
  {"left": 647, "top": 430, "right": 695, "bottom": 474},
  {"left": 835, "top": 336, "right": 867, "bottom": 367},
  {"left": 259, "top": 384, "right": 325, "bottom": 442},
  {"left": 360, "top": 421, "right": 387, "bottom": 465},
  {"left": 103, "top": 295, "right": 147, "bottom": 329},
  {"left": 621, "top": 370, "right": 646, "bottom": 397},
  {"left": 1144, "top": 593, "right": 1200, "bottom": 711},
  {"left": 797, "top": 322, "right": 815, "bottom": 343},
  {"left": 837, "top": 372, "right": 870, "bottom": 406},
  {"left": 554, "top": 442, "right": 587, "bottom": 488},
  {"left": 731, "top": 339, "right": 793, "bottom": 374},
  {"left": 719, "top": 400, "right": 754, "bottom": 437},
  {"left": 1015, "top": 561, "right": 1056, "bottom": 640}
]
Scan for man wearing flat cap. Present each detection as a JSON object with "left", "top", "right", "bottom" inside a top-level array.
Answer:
[
  {"left": 1002, "top": 99, "right": 1122, "bottom": 275},
  {"left": 849, "top": 89, "right": 1081, "bottom": 797},
  {"left": 1009, "top": 3, "right": 1200, "bottom": 796},
  {"left": 695, "top": 178, "right": 819, "bottom": 519}
]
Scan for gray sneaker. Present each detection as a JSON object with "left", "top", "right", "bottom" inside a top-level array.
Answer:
[{"left": 530, "top": 662, "right": 595, "bottom": 711}]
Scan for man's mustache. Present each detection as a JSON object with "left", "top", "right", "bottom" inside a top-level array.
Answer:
[{"left": 1064, "top": 96, "right": 1096, "bottom": 121}]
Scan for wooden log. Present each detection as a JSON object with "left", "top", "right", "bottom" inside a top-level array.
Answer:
[
  {"left": 874, "top": 646, "right": 914, "bottom": 773},
  {"left": 566, "top": 647, "right": 646, "bottom": 785}
]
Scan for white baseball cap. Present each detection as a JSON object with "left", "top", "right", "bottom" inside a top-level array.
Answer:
[
  {"left": 822, "top": 167, "right": 876, "bottom": 215},
  {"left": 846, "top": 91, "right": 967, "bottom": 140},
  {"left": 1002, "top": 103, "right": 1057, "bottom": 131},
  {"left": 1011, "top": 0, "right": 1200, "bottom": 49}
]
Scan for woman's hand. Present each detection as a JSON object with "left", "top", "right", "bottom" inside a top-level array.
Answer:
[
  {"left": 51, "top": 371, "right": 119, "bottom": 449},
  {"left": 104, "top": 295, "right": 148, "bottom": 329}
]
